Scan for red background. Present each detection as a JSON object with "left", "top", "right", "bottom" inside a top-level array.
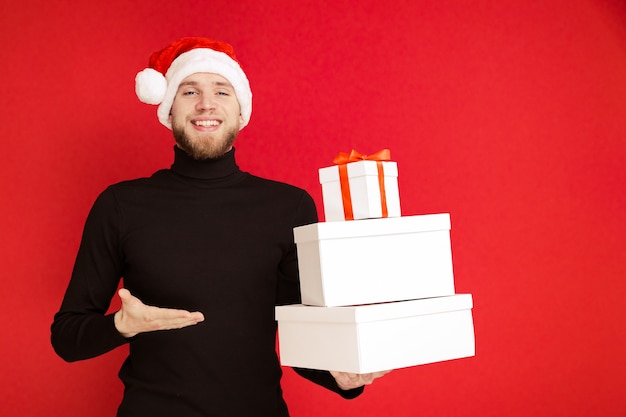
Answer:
[{"left": 1, "top": 0, "right": 625, "bottom": 416}]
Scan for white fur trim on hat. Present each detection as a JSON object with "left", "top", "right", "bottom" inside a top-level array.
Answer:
[{"left": 152, "top": 48, "right": 252, "bottom": 130}]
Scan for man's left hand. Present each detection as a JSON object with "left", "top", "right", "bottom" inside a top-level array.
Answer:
[{"left": 330, "top": 370, "right": 392, "bottom": 390}]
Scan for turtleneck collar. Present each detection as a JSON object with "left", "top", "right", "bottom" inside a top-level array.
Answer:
[{"left": 170, "top": 146, "right": 241, "bottom": 180}]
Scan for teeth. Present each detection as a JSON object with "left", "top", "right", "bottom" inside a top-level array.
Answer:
[{"left": 194, "top": 120, "right": 219, "bottom": 127}]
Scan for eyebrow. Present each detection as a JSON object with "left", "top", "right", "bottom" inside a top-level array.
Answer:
[{"left": 178, "top": 80, "right": 234, "bottom": 89}]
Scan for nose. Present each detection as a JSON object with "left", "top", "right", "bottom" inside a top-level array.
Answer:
[{"left": 196, "top": 94, "right": 216, "bottom": 111}]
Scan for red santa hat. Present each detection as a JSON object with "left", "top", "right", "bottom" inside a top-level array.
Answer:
[{"left": 135, "top": 37, "right": 252, "bottom": 130}]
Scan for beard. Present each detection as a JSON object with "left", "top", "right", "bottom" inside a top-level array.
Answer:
[{"left": 172, "top": 124, "right": 239, "bottom": 160}]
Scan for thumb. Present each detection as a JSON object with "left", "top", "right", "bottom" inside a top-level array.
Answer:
[{"left": 118, "top": 288, "right": 135, "bottom": 305}]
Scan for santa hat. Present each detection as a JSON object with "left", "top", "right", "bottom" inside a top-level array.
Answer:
[{"left": 135, "top": 37, "right": 252, "bottom": 130}]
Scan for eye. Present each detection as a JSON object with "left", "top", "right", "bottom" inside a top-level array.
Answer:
[{"left": 182, "top": 90, "right": 199, "bottom": 96}]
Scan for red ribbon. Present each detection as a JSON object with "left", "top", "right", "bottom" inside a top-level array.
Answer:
[{"left": 332, "top": 149, "right": 391, "bottom": 220}]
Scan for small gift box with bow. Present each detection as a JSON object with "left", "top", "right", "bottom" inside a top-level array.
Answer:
[{"left": 319, "top": 149, "right": 401, "bottom": 222}]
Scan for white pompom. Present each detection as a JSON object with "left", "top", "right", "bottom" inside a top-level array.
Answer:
[{"left": 135, "top": 68, "right": 167, "bottom": 104}]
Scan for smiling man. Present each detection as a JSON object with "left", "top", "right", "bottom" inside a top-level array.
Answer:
[
  {"left": 170, "top": 73, "right": 243, "bottom": 160},
  {"left": 51, "top": 37, "right": 386, "bottom": 417}
]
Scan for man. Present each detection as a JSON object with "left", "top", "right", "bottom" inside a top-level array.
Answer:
[{"left": 51, "top": 37, "right": 387, "bottom": 417}]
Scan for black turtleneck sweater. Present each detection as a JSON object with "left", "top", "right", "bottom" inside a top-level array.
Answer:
[{"left": 51, "top": 147, "right": 362, "bottom": 417}]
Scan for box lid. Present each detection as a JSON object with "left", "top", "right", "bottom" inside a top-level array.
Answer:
[
  {"left": 319, "top": 160, "right": 398, "bottom": 183},
  {"left": 276, "top": 294, "right": 472, "bottom": 323},
  {"left": 294, "top": 213, "right": 450, "bottom": 243}
]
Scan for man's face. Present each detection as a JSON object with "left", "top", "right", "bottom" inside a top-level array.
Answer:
[{"left": 168, "top": 72, "right": 244, "bottom": 160}]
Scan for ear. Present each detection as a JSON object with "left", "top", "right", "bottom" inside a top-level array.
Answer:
[{"left": 239, "top": 114, "right": 244, "bottom": 124}]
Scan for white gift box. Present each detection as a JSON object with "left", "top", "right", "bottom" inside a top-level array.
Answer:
[
  {"left": 276, "top": 294, "right": 475, "bottom": 373},
  {"left": 294, "top": 213, "right": 455, "bottom": 307},
  {"left": 319, "top": 160, "right": 401, "bottom": 222}
]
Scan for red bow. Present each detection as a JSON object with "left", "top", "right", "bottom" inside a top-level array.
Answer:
[
  {"left": 333, "top": 149, "right": 391, "bottom": 220},
  {"left": 333, "top": 149, "right": 391, "bottom": 165}
]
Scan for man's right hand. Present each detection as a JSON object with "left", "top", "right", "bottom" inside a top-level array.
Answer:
[{"left": 114, "top": 288, "right": 205, "bottom": 338}]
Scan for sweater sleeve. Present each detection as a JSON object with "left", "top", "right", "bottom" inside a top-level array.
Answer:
[
  {"left": 50, "top": 187, "right": 128, "bottom": 362},
  {"left": 276, "top": 190, "right": 365, "bottom": 399},
  {"left": 275, "top": 190, "right": 318, "bottom": 306}
]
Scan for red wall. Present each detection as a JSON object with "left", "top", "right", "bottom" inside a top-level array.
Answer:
[{"left": 2, "top": 0, "right": 625, "bottom": 416}]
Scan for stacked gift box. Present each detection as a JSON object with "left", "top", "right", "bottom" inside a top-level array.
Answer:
[{"left": 275, "top": 150, "right": 475, "bottom": 374}]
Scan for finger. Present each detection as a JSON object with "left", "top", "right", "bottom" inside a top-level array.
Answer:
[
  {"left": 156, "top": 310, "right": 204, "bottom": 324},
  {"left": 330, "top": 371, "right": 358, "bottom": 389},
  {"left": 330, "top": 371, "right": 352, "bottom": 383},
  {"left": 329, "top": 371, "right": 347, "bottom": 385},
  {"left": 145, "top": 315, "right": 204, "bottom": 331},
  {"left": 345, "top": 372, "right": 359, "bottom": 382},
  {"left": 146, "top": 305, "right": 202, "bottom": 320},
  {"left": 361, "top": 370, "right": 391, "bottom": 385},
  {"left": 119, "top": 290, "right": 203, "bottom": 323},
  {"left": 118, "top": 288, "right": 131, "bottom": 300},
  {"left": 118, "top": 288, "right": 141, "bottom": 307},
  {"left": 373, "top": 370, "right": 392, "bottom": 379},
  {"left": 143, "top": 306, "right": 204, "bottom": 330},
  {"left": 360, "top": 374, "right": 374, "bottom": 385},
  {"left": 191, "top": 311, "right": 205, "bottom": 322}
]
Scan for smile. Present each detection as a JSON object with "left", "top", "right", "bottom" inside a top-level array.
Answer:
[{"left": 193, "top": 120, "right": 220, "bottom": 127}]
